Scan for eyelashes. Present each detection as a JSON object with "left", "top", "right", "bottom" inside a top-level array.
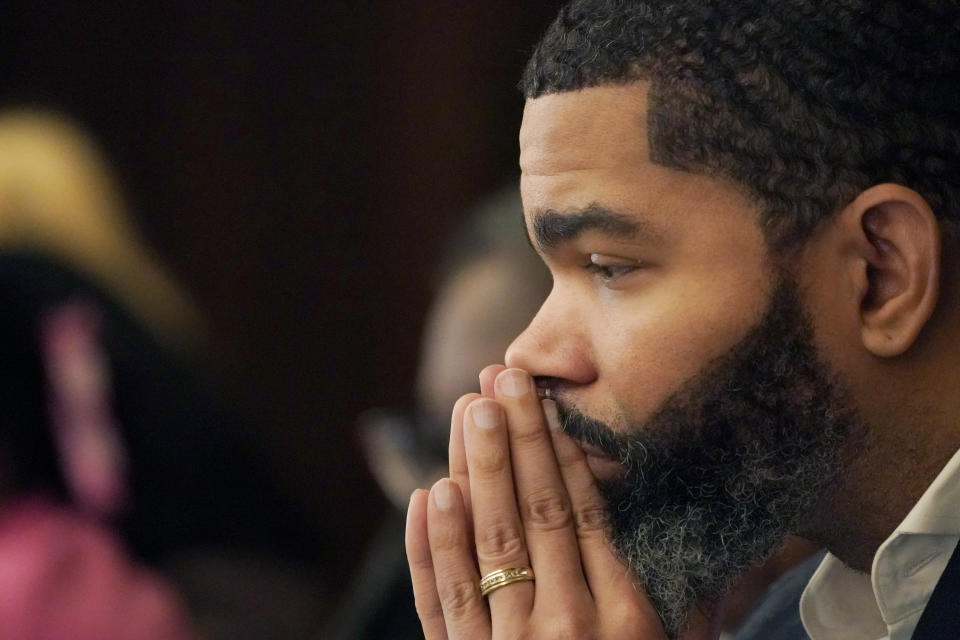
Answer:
[{"left": 586, "top": 252, "right": 642, "bottom": 282}]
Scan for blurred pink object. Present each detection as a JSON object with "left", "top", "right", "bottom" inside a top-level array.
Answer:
[
  {"left": 0, "top": 498, "right": 192, "bottom": 639},
  {"left": 41, "top": 300, "right": 128, "bottom": 518}
]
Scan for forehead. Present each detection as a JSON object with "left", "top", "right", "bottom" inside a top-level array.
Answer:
[
  {"left": 517, "top": 82, "right": 768, "bottom": 265},
  {"left": 519, "top": 82, "right": 756, "bottom": 228},
  {"left": 519, "top": 83, "right": 651, "bottom": 176}
]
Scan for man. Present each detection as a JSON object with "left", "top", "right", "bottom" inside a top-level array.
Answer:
[
  {"left": 349, "top": 188, "right": 810, "bottom": 639},
  {"left": 406, "top": 1, "right": 960, "bottom": 639}
]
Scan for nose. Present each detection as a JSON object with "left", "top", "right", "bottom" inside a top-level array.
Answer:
[{"left": 504, "top": 287, "right": 596, "bottom": 387}]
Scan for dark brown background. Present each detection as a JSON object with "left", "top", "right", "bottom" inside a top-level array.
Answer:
[{"left": 0, "top": 1, "right": 561, "bottom": 601}]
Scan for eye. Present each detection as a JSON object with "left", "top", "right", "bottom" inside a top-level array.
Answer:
[{"left": 586, "top": 253, "right": 640, "bottom": 282}]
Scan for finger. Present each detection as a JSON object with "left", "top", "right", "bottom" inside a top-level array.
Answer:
[
  {"left": 449, "top": 393, "right": 480, "bottom": 528},
  {"left": 427, "top": 478, "right": 491, "bottom": 639},
  {"left": 493, "top": 369, "right": 589, "bottom": 606},
  {"left": 406, "top": 489, "right": 448, "bottom": 640},
  {"left": 479, "top": 364, "right": 505, "bottom": 397},
  {"left": 463, "top": 397, "right": 534, "bottom": 622},
  {"left": 541, "top": 400, "right": 640, "bottom": 601}
]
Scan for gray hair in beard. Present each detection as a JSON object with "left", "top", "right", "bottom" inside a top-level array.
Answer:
[{"left": 556, "top": 279, "right": 858, "bottom": 638}]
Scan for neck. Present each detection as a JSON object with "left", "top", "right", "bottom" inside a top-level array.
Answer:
[{"left": 801, "top": 413, "right": 960, "bottom": 572}]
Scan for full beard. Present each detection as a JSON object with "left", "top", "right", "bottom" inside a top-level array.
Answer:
[{"left": 556, "top": 278, "right": 859, "bottom": 638}]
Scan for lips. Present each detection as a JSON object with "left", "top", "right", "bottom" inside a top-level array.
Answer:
[
  {"left": 538, "top": 390, "right": 626, "bottom": 480},
  {"left": 582, "top": 448, "right": 625, "bottom": 481},
  {"left": 568, "top": 438, "right": 625, "bottom": 481},
  {"left": 576, "top": 440, "right": 610, "bottom": 459}
]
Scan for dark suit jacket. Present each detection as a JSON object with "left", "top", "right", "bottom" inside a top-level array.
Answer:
[{"left": 912, "top": 537, "right": 960, "bottom": 640}]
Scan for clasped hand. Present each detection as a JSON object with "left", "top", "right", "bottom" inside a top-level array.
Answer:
[{"left": 405, "top": 365, "right": 717, "bottom": 639}]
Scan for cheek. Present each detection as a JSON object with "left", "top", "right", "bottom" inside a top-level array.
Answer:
[
  {"left": 591, "top": 275, "right": 769, "bottom": 424},
  {"left": 796, "top": 278, "right": 868, "bottom": 413}
]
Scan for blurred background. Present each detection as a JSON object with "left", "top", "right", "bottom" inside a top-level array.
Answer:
[{"left": 0, "top": 1, "right": 562, "bottom": 636}]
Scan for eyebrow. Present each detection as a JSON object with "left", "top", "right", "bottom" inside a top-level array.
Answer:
[{"left": 529, "top": 203, "right": 650, "bottom": 252}]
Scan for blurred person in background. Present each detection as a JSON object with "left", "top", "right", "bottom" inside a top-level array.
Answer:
[
  {"left": 0, "top": 110, "right": 327, "bottom": 639},
  {"left": 326, "top": 186, "right": 551, "bottom": 639}
]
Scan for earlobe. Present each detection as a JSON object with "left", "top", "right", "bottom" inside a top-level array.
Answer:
[{"left": 851, "top": 184, "right": 941, "bottom": 357}]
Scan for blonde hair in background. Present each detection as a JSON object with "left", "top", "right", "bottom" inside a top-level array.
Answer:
[{"left": 0, "top": 110, "right": 201, "bottom": 346}]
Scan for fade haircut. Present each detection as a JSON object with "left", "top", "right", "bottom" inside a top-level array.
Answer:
[{"left": 522, "top": 0, "right": 960, "bottom": 248}]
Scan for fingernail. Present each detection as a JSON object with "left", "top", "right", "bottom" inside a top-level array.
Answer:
[
  {"left": 470, "top": 399, "right": 502, "bottom": 429},
  {"left": 433, "top": 479, "right": 453, "bottom": 511},
  {"left": 498, "top": 368, "right": 530, "bottom": 398},
  {"left": 542, "top": 399, "right": 561, "bottom": 430}
]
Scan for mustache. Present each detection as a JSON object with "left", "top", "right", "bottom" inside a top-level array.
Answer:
[{"left": 554, "top": 401, "right": 635, "bottom": 462}]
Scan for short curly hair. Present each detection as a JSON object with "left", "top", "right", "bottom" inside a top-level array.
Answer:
[{"left": 521, "top": 0, "right": 960, "bottom": 248}]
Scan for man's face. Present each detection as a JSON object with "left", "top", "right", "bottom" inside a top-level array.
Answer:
[
  {"left": 508, "top": 82, "right": 855, "bottom": 636},
  {"left": 510, "top": 82, "right": 775, "bottom": 456}
]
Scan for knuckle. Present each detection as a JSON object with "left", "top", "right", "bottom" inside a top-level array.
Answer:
[
  {"left": 408, "top": 552, "right": 434, "bottom": 573},
  {"left": 604, "top": 604, "right": 651, "bottom": 636},
  {"left": 522, "top": 486, "right": 572, "bottom": 531},
  {"left": 573, "top": 501, "right": 610, "bottom": 538},
  {"left": 471, "top": 445, "right": 509, "bottom": 475},
  {"left": 436, "top": 576, "right": 480, "bottom": 620},
  {"left": 412, "top": 593, "right": 444, "bottom": 624},
  {"left": 545, "top": 612, "right": 594, "bottom": 640},
  {"left": 512, "top": 422, "right": 549, "bottom": 448},
  {"left": 429, "top": 519, "right": 467, "bottom": 553},
  {"left": 476, "top": 519, "right": 525, "bottom": 562}
]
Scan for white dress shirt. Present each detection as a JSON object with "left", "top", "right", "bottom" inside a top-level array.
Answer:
[{"left": 800, "top": 447, "right": 960, "bottom": 640}]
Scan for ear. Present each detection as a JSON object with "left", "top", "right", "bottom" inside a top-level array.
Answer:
[{"left": 843, "top": 184, "right": 941, "bottom": 357}]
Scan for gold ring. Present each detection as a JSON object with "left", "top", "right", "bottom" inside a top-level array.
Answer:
[{"left": 479, "top": 567, "right": 535, "bottom": 597}]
